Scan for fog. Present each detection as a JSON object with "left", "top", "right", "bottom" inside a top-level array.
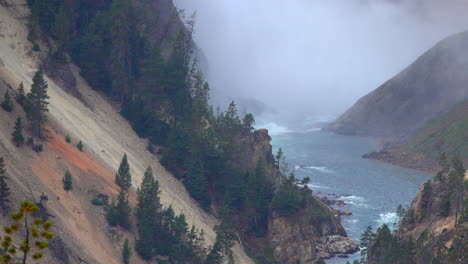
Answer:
[{"left": 174, "top": 0, "right": 468, "bottom": 117}]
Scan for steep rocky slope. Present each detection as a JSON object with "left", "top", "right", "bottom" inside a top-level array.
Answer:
[
  {"left": 268, "top": 197, "right": 358, "bottom": 263},
  {"left": 365, "top": 165, "right": 467, "bottom": 264},
  {"left": 395, "top": 170, "right": 467, "bottom": 263},
  {"left": 0, "top": 1, "right": 358, "bottom": 264},
  {"left": 327, "top": 30, "right": 468, "bottom": 138},
  {"left": 0, "top": 1, "right": 252, "bottom": 263}
]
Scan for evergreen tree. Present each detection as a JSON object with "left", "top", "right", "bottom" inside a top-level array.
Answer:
[
  {"left": 106, "top": 188, "right": 131, "bottom": 230},
  {"left": 25, "top": 69, "right": 50, "bottom": 139},
  {"left": 76, "top": 140, "right": 84, "bottom": 151},
  {"left": 122, "top": 238, "right": 131, "bottom": 264},
  {"left": 0, "top": 157, "right": 10, "bottom": 210},
  {"left": 136, "top": 167, "right": 161, "bottom": 259},
  {"left": 1, "top": 90, "right": 13, "bottom": 112},
  {"left": 17, "top": 82, "right": 26, "bottom": 105},
  {"left": 360, "top": 225, "right": 375, "bottom": 263},
  {"left": 52, "top": 7, "right": 71, "bottom": 56},
  {"left": 115, "top": 153, "right": 132, "bottom": 191},
  {"left": 12, "top": 116, "right": 25, "bottom": 147},
  {"left": 242, "top": 113, "right": 255, "bottom": 134},
  {"left": 275, "top": 148, "right": 284, "bottom": 170},
  {"left": 450, "top": 156, "right": 465, "bottom": 226},
  {"left": 185, "top": 158, "right": 211, "bottom": 210},
  {"left": 205, "top": 240, "right": 224, "bottom": 264},
  {"left": 109, "top": 0, "right": 139, "bottom": 103},
  {"left": 244, "top": 162, "right": 274, "bottom": 235},
  {"left": 62, "top": 169, "right": 73, "bottom": 191}
]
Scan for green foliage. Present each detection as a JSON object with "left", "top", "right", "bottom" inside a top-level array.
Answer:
[
  {"left": 243, "top": 162, "right": 274, "bottom": 236},
  {"left": 1, "top": 91, "right": 13, "bottom": 112},
  {"left": 185, "top": 158, "right": 211, "bottom": 210},
  {"left": 136, "top": 167, "right": 161, "bottom": 259},
  {"left": 122, "top": 238, "right": 131, "bottom": 264},
  {"left": 360, "top": 225, "right": 375, "bottom": 262},
  {"left": 115, "top": 154, "right": 132, "bottom": 191},
  {"left": 368, "top": 224, "right": 409, "bottom": 264},
  {"left": 0, "top": 157, "right": 10, "bottom": 210},
  {"left": 106, "top": 188, "right": 131, "bottom": 230},
  {"left": 12, "top": 116, "right": 25, "bottom": 147},
  {"left": 440, "top": 193, "right": 451, "bottom": 217},
  {"left": 406, "top": 99, "right": 468, "bottom": 162},
  {"left": 0, "top": 200, "right": 54, "bottom": 264},
  {"left": 76, "top": 140, "right": 84, "bottom": 152},
  {"left": 420, "top": 180, "right": 433, "bottom": 218},
  {"left": 65, "top": 134, "right": 71, "bottom": 143},
  {"left": 91, "top": 197, "right": 107, "bottom": 206},
  {"left": 271, "top": 173, "right": 310, "bottom": 217},
  {"left": 132, "top": 166, "right": 209, "bottom": 263},
  {"left": 206, "top": 219, "right": 236, "bottom": 264},
  {"left": 16, "top": 82, "right": 26, "bottom": 106},
  {"left": 32, "top": 143, "right": 44, "bottom": 153},
  {"left": 62, "top": 169, "right": 73, "bottom": 191},
  {"left": 25, "top": 69, "right": 49, "bottom": 139}
]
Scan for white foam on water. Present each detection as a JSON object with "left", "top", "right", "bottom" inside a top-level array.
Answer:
[
  {"left": 340, "top": 195, "right": 366, "bottom": 202},
  {"left": 376, "top": 212, "right": 398, "bottom": 228},
  {"left": 295, "top": 165, "right": 332, "bottom": 173},
  {"left": 256, "top": 122, "right": 292, "bottom": 136},
  {"left": 307, "top": 183, "right": 331, "bottom": 190},
  {"left": 338, "top": 195, "right": 369, "bottom": 208}
]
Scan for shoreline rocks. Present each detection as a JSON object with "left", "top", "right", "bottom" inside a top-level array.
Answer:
[{"left": 316, "top": 235, "right": 360, "bottom": 259}]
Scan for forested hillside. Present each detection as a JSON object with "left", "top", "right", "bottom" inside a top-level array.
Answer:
[
  {"left": 359, "top": 156, "right": 467, "bottom": 264},
  {"left": 0, "top": 0, "right": 354, "bottom": 263}
]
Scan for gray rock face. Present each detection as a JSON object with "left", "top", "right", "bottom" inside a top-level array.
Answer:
[
  {"left": 326, "top": 235, "right": 360, "bottom": 255},
  {"left": 326, "top": 30, "right": 468, "bottom": 137},
  {"left": 316, "top": 235, "right": 359, "bottom": 259}
]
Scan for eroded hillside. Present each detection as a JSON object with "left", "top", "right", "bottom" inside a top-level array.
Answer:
[{"left": 0, "top": 1, "right": 252, "bottom": 263}]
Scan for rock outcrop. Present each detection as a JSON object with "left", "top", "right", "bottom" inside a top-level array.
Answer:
[{"left": 268, "top": 197, "right": 358, "bottom": 263}]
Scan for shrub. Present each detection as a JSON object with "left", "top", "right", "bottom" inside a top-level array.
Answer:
[
  {"left": 33, "top": 43, "right": 40, "bottom": 51},
  {"left": 1, "top": 91, "right": 13, "bottom": 112},
  {"left": 77, "top": 141, "right": 83, "bottom": 152},
  {"left": 91, "top": 194, "right": 108, "bottom": 206},
  {"left": 65, "top": 135, "right": 71, "bottom": 143},
  {"left": 63, "top": 170, "right": 73, "bottom": 191},
  {"left": 33, "top": 144, "right": 43, "bottom": 152}
]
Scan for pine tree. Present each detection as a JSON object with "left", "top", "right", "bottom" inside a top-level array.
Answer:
[
  {"left": 115, "top": 153, "right": 132, "bottom": 191},
  {"left": 17, "top": 82, "right": 26, "bottom": 105},
  {"left": 242, "top": 113, "right": 255, "bottom": 134},
  {"left": 12, "top": 116, "right": 25, "bottom": 147},
  {"left": 122, "top": 238, "right": 131, "bottom": 264},
  {"left": 136, "top": 167, "right": 161, "bottom": 259},
  {"left": 185, "top": 158, "right": 211, "bottom": 210},
  {"left": 360, "top": 225, "right": 375, "bottom": 263},
  {"left": 107, "top": 188, "right": 131, "bottom": 229},
  {"left": 0, "top": 157, "right": 10, "bottom": 210},
  {"left": 52, "top": 7, "right": 71, "bottom": 55},
  {"left": 76, "top": 140, "right": 84, "bottom": 151},
  {"left": 63, "top": 169, "right": 73, "bottom": 191},
  {"left": 25, "top": 69, "right": 50, "bottom": 139},
  {"left": 450, "top": 156, "right": 465, "bottom": 226},
  {"left": 1, "top": 90, "right": 13, "bottom": 112}
]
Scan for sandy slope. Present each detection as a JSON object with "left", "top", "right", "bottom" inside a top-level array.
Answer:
[{"left": 0, "top": 1, "right": 252, "bottom": 263}]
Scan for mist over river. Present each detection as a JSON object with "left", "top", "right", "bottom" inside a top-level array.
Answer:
[{"left": 258, "top": 116, "right": 431, "bottom": 263}]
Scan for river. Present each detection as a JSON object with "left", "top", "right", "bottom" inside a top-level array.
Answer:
[{"left": 261, "top": 117, "right": 431, "bottom": 263}]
